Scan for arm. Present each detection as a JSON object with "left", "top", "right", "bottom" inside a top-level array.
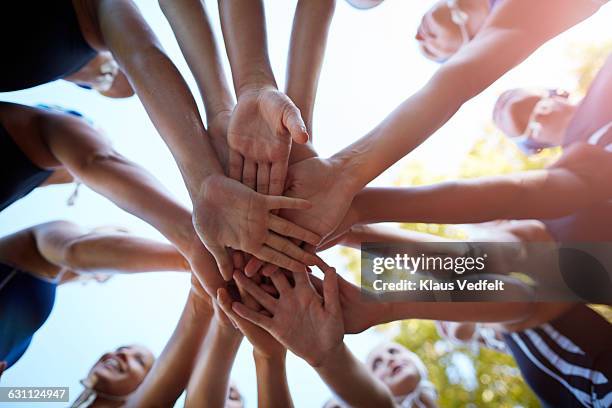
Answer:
[
  {"left": 94, "top": 0, "right": 224, "bottom": 197},
  {"left": 347, "top": 145, "right": 612, "bottom": 225},
  {"left": 218, "top": 279, "right": 293, "bottom": 408},
  {"left": 185, "top": 316, "right": 243, "bottom": 408},
  {"left": 253, "top": 353, "right": 293, "bottom": 408},
  {"left": 127, "top": 289, "right": 214, "bottom": 408},
  {"left": 305, "top": 272, "right": 535, "bottom": 334},
  {"left": 331, "top": 0, "right": 606, "bottom": 193},
  {"left": 286, "top": 0, "right": 336, "bottom": 163},
  {"left": 228, "top": 267, "right": 396, "bottom": 408},
  {"left": 315, "top": 343, "right": 395, "bottom": 408},
  {"left": 158, "top": 0, "right": 234, "bottom": 122},
  {"left": 158, "top": 0, "right": 321, "bottom": 278},
  {"left": 37, "top": 108, "right": 228, "bottom": 294},
  {"left": 218, "top": 0, "right": 309, "bottom": 195},
  {"left": 39, "top": 110, "right": 194, "bottom": 251},
  {"left": 32, "top": 221, "right": 188, "bottom": 274}
]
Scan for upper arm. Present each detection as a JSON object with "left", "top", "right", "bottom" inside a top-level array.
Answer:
[
  {"left": 95, "top": 0, "right": 165, "bottom": 66},
  {"left": 434, "top": 0, "right": 604, "bottom": 100},
  {"left": 38, "top": 109, "right": 115, "bottom": 171},
  {"left": 550, "top": 143, "right": 612, "bottom": 202}
]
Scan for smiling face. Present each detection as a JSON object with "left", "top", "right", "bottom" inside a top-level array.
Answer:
[
  {"left": 493, "top": 88, "right": 577, "bottom": 148},
  {"left": 366, "top": 342, "right": 424, "bottom": 397},
  {"left": 416, "top": 0, "right": 490, "bottom": 62},
  {"left": 88, "top": 345, "right": 154, "bottom": 397}
]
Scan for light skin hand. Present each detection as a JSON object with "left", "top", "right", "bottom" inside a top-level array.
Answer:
[
  {"left": 193, "top": 175, "right": 322, "bottom": 280},
  {"left": 217, "top": 282, "right": 286, "bottom": 361},
  {"left": 245, "top": 157, "right": 352, "bottom": 276},
  {"left": 308, "top": 272, "right": 383, "bottom": 334},
  {"left": 230, "top": 267, "right": 344, "bottom": 367},
  {"left": 228, "top": 86, "right": 310, "bottom": 196}
]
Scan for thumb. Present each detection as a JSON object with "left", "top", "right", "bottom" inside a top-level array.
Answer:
[
  {"left": 322, "top": 267, "right": 340, "bottom": 315},
  {"left": 208, "top": 244, "right": 234, "bottom": 281},
  {"left": 283, "top": 106, "right": 309, "bottom": 144}
]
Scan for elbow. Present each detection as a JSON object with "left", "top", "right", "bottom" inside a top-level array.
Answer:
[
  {"left": 122, "top": 43, "right": 169, "bottom": 74},
  {"left": 61, "top": 237, "right": 93, "bottom": 272},
  {"left": 75, "top": 150, "right": 129, "bottom": 178}
]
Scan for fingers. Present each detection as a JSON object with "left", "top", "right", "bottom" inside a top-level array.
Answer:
[
  {"left": 232, "top": 301, "right": 273, "bottom": 330},
  {"left": 242, "top": 159, "right": 257, "bottom": 190},
  {"left": 256, "top": 246, "right": 307, "bottom": 274},
  {"left": 266, "top": 233, "right": 320, "bottom": 266},
  {"left": 213, "top": 291, "right": 238, "bottom": 329},
  {"left": 292, "top": 268, "right": 309, "bottom": 287},
  {"left": 283, "top": 106, "right": 309, "bottom": 145},
  {"left": 228, "top": 150, "right": 244, "bottom": 181},
  {"left": 245, "top": 257, "right": 264, "bottom": 277},
  {"left": 269, "top": 270, "right": 292, "bottom": 295},
  {"left": 269, "top": 161, "right": 287, "bottom": 197},
  {"left": 269, "top": 215, "right": 320, "bottom": 245},
  {"left": 208, "top": 244, "right": 234, "bottom": 281},
  {"left": 256, "top": 162, "right": 270, "bottom": 195},
  {"left": 232, "top": 250, "right": 245, "bottom": 270},
  {"left": 322, "top": 266, "right": 341, "bottom": 314},
  {"left": 264, "top": 195, "right": 311, "bottom": 211},
  {"left": 234, "top": 271, "right": 277, "bottom": 312},
  {"left": 261, "top": 263, "right": 279, "bottom": 277}
]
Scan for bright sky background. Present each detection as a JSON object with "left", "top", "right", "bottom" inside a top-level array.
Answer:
[{"left": 1, "top": 1, "right": 610, "bottom": 406}]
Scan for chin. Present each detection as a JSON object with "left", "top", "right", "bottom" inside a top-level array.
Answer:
[{"left": 345, "top": 0, "right": 385, "bottom": 10}]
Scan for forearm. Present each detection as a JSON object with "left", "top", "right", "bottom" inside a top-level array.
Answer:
[
  {"left": 332, "top": 74, "right": 465, "bottom": 193},
  {"left": 127, "top": 292, "right": 213, "bottom": 407},
  {"left": 340, "top": 224, "right": 452, "bottom": 250},
  {"left": 285, "top": 0, "right": 335, "bottom": 133},
  {"left": 218, "top": 0, "right": 276, "bottom": 95},
  {"left": 351, "top": 175, "right": 544, "bottom": 225},
  {"left": 185, "top": 320, "right": 243, "bottom": 408},
  {"left": 96, "top": 0, "right": 223, "bottom": 195},
  {"left": 254, "top": 352, "right": 294, "bottom": 408},
  {"left": 59, "top": 233, "right": 188, "bottom": 273},
  {"left": 315, "top": 343, "right": 395, "bottom": 408},
  {"left": 160, "top": 0, "right": 234, "bottom": 119},
  {"left": 370, "top": 301, "right": 535, "bottom": 327},
  {"left": 74, "top": 152, "right": 196, "bottom": 250}
]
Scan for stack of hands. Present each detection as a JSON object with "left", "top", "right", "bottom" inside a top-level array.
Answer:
[{"left": 190, "top": 85, "right": 360, "bottom": 308}]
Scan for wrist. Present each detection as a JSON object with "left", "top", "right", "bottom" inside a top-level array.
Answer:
[
  {"left": 236, "top": 72, "right": 277, "bottom": 97},
  {"left": 329, "top": 152, "right": 367, "bottom": 197},
  {"left": 187, "top": 291, "right": 214, "bottom": 318},
  {"left": 313, "top": 342, "right": 347, "bottom": 370},
  {"left": 253, "top": 349, "right": 286, "bottom": 366},
  {"left": 213, "top": 317, "right": 243, "bottom": 343}
]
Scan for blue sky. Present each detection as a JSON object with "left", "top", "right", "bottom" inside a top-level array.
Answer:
[{"left": 1, "top": 0, "right": 609, "bottom": 406}]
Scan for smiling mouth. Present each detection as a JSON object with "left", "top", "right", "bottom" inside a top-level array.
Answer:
[
  {"left": 102, "top": 356, "right": 124, "bottom": 373},
  {"left": 391, "top": 365, "right": 404, "bottom": 376}
]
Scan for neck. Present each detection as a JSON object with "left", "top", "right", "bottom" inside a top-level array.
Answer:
[{"left": 90, "top": 397, "right": 123, "bottom": 408}]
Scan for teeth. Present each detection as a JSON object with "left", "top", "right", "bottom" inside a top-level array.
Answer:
[{"left": 104, "top": 358, "right": 120, "bottom": 371}]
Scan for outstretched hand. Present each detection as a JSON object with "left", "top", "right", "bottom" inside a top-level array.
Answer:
[
  {"left": 193, "top": 174, "right": 322, "bottom": 280},
  {"left": 229, "top": 267, "right": 344, "bottom": 367},
  {"left": 227, "top": 87, "right": 309, "bottom": 196},
  {"left": 245, "top": 157, "right": 354, "bottom": 276}
]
